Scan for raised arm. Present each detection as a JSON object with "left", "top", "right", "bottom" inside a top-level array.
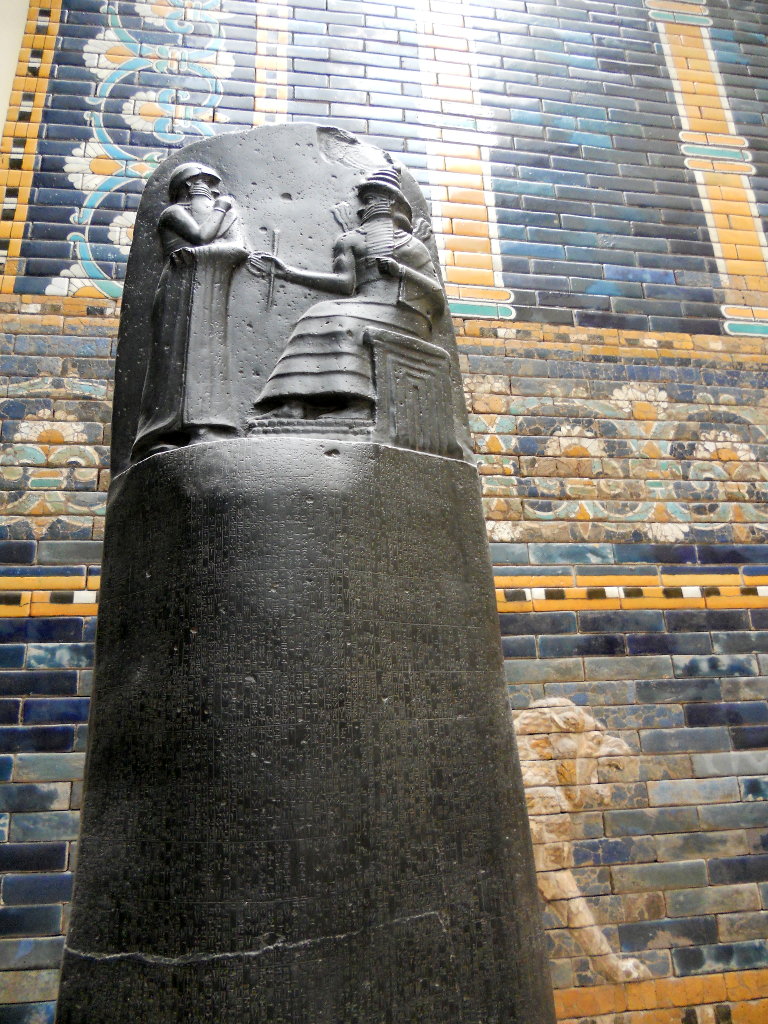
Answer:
[{"left": 247, "top": 233, "right": 357, "bottom": 295}]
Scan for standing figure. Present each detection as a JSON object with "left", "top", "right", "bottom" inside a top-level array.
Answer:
[
  {"left": 249, "top": 166, "right": 445, "bottom": 420},
  {"left": 131, "top": 163, "right": 248, "bottom": 462}
]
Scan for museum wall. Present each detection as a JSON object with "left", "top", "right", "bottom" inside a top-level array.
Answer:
[{"left": 0, "top": 0, "right": 767, "bottom": 1021}]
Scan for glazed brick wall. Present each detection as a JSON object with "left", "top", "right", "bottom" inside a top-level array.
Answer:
[{"left": 1, "top": 1, "right": 768, "bottom": 1023}]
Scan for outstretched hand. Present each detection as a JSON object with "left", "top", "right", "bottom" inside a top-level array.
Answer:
[{"left": 247, "top": 252, "right": 288, "bottom": 277}]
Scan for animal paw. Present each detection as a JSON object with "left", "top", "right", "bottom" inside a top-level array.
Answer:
[{"left": 601, "top": 956, "right": 652, "bottom": 983}]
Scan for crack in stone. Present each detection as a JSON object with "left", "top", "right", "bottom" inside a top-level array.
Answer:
[{"left": 65, "top": 910, "right": 445, "bottom": 967}]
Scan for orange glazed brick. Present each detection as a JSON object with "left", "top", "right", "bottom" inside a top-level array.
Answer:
[
  {"left": 726, "top": 966, "right": 768, "bottom": 1002},
  {"left": 625, "top": 979, "right": 658, "bottom": 1011},
  {"left": 555, "top": 984, "right": 627, "bottom": 1018},
  {"left": 733, "top": 999, "right": 768, "bottom": 1024}
]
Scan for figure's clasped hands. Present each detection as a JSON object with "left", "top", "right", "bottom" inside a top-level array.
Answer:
[
  {"left": 247, "top": 252, "right": 288, "bottom": 278},
  {"left": 170, "top": 247, "right": 196, "bottom": 268}
]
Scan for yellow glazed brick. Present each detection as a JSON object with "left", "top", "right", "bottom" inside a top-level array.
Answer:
[
  {"left": 457, "top": 285, "right": 511, "bottom": 300},
  {"left": 3, "top": 576, "right": 85, "bottom": 592},
  {"left": 0, "top": 595, "right": 31, "bottom": 617},
  {"left": 451, "top": 252, "right": 494, "bottom": 270},
  {"left": 445, "top": 235, "right": 492, "bottom": 253},
  {"left": 444, "top": 267, "right": 494, "bottom": 285},
  {"left": 31, "top": 603, "right": 98, "bottom": 617},
  {"left": 449, "top": 219, "right": 492, "bottom": 238},
  {"left": 441, "top": 203, "right": 488, "bottom": 222}
]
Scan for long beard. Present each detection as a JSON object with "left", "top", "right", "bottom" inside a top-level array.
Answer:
[
  {"left": 362, "top": 210, "right": 394, "bottom": 262},
  {"left": 188, "top": 182, "right": 214, "bottom": 201}
]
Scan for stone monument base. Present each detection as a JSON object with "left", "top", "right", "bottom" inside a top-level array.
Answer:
[{"left": 56, "top": 437, "right": 555, "bottom": 1024}]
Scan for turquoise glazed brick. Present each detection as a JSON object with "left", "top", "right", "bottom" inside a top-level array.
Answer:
[
  {"left": 25, "top": 645, "right": 94, "bottom": 671},
  {"left": 12, "top": 753, "right": 85, "bottom": 783},
  {"left": 0, "top": 1003, "right": 56, "bottom": 1024},
  {"left": 9, "top": 811, "right": 80, "bottom": 843},
  {"left": 0, "top": 937, "right": 64, "bottom": 970},
  {"left": 648, "top": 778, "right": 740, "bottom": 807},
  {"left": 610, "top": 860, "right": 708, "bottom": 893},
  {"left": 666, "top": 885, "right": 762, "bottom": 918}
]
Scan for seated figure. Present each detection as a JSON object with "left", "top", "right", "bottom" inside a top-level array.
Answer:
[{"left": 249, "top": 166, "right": 445, "bottom": 420}]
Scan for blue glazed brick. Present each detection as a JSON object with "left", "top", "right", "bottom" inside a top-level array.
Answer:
[
  {"left": 2, "top": 873, "right": 73, "bottom": 906},
  {"left": 0, "top": 619, "right": 82, "bottom": 644},
  {"left": 0, "top": 568, "right": 83, "bottom": 580},
  {"left": 600, "top": 704, "right": 683, "bottom": 730},
  {"left": 539, "top": 634, "right": 625, "bottom": 657},
  {"left": 10, "top": 811, "right": 80, "bottom": 842},
  {"left": 604, "top": 807, "right": 698, "bottom": 837},
  {"left": 0, "top": 541, "right": 35, "bottom": 564},
  {"left": 501, "top": 636, "right": 536, "bottom": 658},
  {"left": 13, "top": 753, "right": 84, "bottom": 782},
  {"left": 499, "top": 611, "right": 576, "bottom": 636},
  {"left": 0, "top": 844, "right": 67, "bottom": 873},
  {"left": 640, "top": 727, "right": 730, "bottom": 753},
  {"left": 74, "top": 724, "right": 88, "bottom": 752},
  {"left": 611, "top": 860, "right": 707, "bottom": 893},
  {"left": 618, "top": 916, "right": 717, "bottom": 953},
  {"left": 528, "top": 543, "right": 613, "bottom": 564},
  {"left": 0, "top": 936, "right": 64, "bottom": 971},
  {"left": 673, "top": 654, "right": 758, "bottom": 678},
  {"left": 25, "top": 618, "right": 84, "bottom": 644},
  {"left": 579, "top": 610, "right": 664, "bottom": 633},
  {"left": 0, "top": 756, "right": 11, "bottom": 781},
  {"left": 700, "top": 803, "right": 768, "bottom": 830},
  {"left": 0, "top": 784, "right": 69, "bottom": 812},
  {"left": 0, "top": 672, "right": 78, "bottom": 697},
  {"left": 571, "top": 836, "right": 656, "bottom": 867},
  {"left": 83, "top": 617, "right": 98, "bottom": 641},
  {"left": 0, "top": 699, "right": 20, "bottom": 724},
  {"left": 0, "top": 1004, "right": 56, "bottom": 1024},
  {"left": 614, "top": 544, "right": 696, "bottom": 564},
  {"left": 667, "top": 610, "right": 750, "bottom": 632},
  {"left": 731, "top": 726, "right": 768, "bottom": 749},
  {"left": 0, "top": 647, "right": 24, "bottom": 670},
  {"left": 0, "top": 727, "right": 74, "bottom": 753},
  {"left": 742, "top": 778, "right": 768, "bottom": 802},
  {"left": 673, "top": 939, "right": 768, "bottom": 975},
  {"left": 37, "top": 536, "right": 102, "bottom": 569},
  {"left": 686, "top": 702, "right": 768, "bottom": 727},
  {"left": 25, "top": 644, "right": 94, "bottom": 670},
  {"left": 0, "top": 905, "right": 61, "bottom": 937},
  {"left": 22, "top": 698, "right": 90, "bottom": 725},
  {"left": 0, "top": 622, "right": 25, "bottom": 643},
  {"left": 713, "top": 631, "right": 768, "bottom": 655},
  {"left": 490, "top": 543, "right": 528, "bottom": 565},
  {"left": 649, "top": 777, "right": 739, "bottom": 807},
  {"left": 628, "top": 632, "right": 711, "bottom": 656},
  {"left": 709, "top": 855, "right": 768, "bottom": 885},
  {"left": 636, "top": 679, "right": 721, "bottom": 704},
  {"left": 698, "top": 545, "right": 768, "bottom": 565}
]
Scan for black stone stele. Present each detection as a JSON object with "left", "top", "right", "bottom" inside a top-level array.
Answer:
[{"left": 56, "top": 124, "right": 557, "bottom": 1024}]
